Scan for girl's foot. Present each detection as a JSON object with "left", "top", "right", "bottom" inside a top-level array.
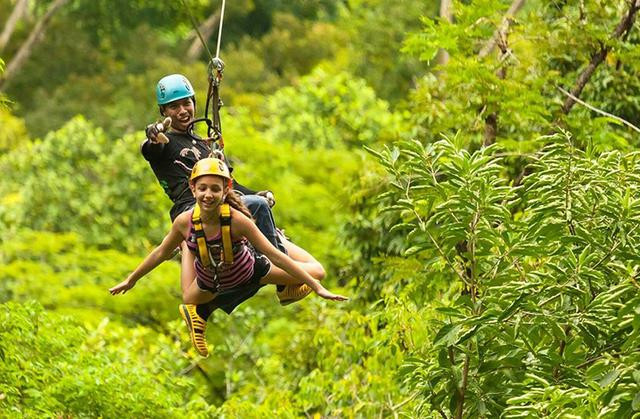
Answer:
[{"left": 179, "top": 304, "right": 209, "bottom": 357}]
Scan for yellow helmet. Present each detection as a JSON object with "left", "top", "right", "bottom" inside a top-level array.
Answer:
[{"left": 190, "top": 157, "right": 231, "bottom": 182}]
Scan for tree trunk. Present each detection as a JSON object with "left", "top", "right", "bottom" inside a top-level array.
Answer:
[
  {"left": 455, "top": 354, "right": 471, "bottom": 419},
  {"left": 484, "top": 113, "right": 498, "bottom": 146},
  {"left": 436, "top": 0, "right": 453, "bottom": 66},
  {"left": 482, "top": 13, "right": 512, "bottom": 145},
  {"left": 0, "top": 0, "right": 69, "bottom": 91},
  {"left": 0, "top": 0, "right": 30, "bottom": 53},
  {"left": 186, "top": 10, "right": 221, "bottom": 62},
  {"left": 477, "top": 0, "right": 526, "bottom": 145}
]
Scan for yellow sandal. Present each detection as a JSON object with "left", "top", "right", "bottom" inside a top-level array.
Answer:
[
  {"left": 179, "top": 304, "right": 209, "bottom": 357},
  {"left": 277, "top": 284, "right": 312, "bottom": 306}
]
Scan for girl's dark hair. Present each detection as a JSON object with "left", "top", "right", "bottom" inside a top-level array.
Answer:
[{"left": 226, "top": 190, "right": 253, "bottom": 219}]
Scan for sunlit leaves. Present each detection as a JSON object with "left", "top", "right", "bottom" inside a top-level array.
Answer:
[
  {"left": 369, "top": 131, "right": 640, "bottom": 416},
  {"left": 264, "top": 66, "right": 404, "bottom": 149},
  {"left": 403, "top": 0, "right": 640, "bottom": 151},
  {"left": 0, "top": 301, "right": 211, "bottom": 417},
  {"left": 0, "top": 117, "right": 167, "bottom": 252}
]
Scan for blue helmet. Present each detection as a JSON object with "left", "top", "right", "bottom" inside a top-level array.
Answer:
[{"left": 156, "top": 74, "right": 195, "bottom": 105}]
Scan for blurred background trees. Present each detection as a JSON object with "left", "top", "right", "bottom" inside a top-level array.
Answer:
[{"left": 2, "top": 0, "right": 640, "bottom": 416}]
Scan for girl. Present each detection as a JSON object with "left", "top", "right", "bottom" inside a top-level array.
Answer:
[{"left": 109, "top": 158, "right": 348, "bottom": 355}]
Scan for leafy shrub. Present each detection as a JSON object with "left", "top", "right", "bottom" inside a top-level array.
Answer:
[
  {"left": 0, "top": 230, "right": 180, "bottom": 326},
  {"left": 369, "top": 132, "right": 640, "bottom": 417},
  {"left": 0, "top": 301, "right": 218, "bottom": 417},
  {"left": 263, "top": 66, "right": 404, "bottom": 149},
  {"left": 0, "top": 116, "right": 168, "bottom": 252}
]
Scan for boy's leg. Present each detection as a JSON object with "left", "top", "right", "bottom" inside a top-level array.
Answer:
[{"left": 241, "top": 195, "right": 286, "bottom": 252}]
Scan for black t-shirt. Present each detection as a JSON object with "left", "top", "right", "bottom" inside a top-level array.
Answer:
[{"left": 141, "top": 131, "right": 256, "bottom": 220}]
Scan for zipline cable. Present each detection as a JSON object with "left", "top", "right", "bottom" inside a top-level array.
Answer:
[
  {"left": 215, "top": 0, "right": 226, "bottom": 59},
  {"left": 180, "top": 0, "right": 215, "bottom": 62},
  {"left": 180, "top": 0, "right": 228, "bottom": 153}
]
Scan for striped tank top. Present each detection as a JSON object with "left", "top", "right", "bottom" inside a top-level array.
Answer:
[{"left": 186, "top": 210, "right": 256, "bottom": 291}]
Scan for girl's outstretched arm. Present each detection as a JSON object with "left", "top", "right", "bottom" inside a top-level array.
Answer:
[
  {"left": 232, "top": 209, "right": 348, "bottom": 302},
  {"left": 109, "top": 214, "right": 188, "bottom": 295}
]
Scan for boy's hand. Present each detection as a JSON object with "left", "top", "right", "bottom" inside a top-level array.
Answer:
[{"left": 145, "top": 117, "right": 171, "bottom": 144}]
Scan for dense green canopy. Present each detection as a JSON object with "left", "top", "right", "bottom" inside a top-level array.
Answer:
[{"left": 1, "top": 0, "right": 640, "bottom": 416}]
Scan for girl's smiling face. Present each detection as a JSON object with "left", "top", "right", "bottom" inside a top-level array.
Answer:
[{"left": 191, "top": 175, "right": 228, "bottom": 211}]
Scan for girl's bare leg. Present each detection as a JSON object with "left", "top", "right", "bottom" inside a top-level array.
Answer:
[
  {"left": 183, "top": 279, "right": 218, "bottom": 305},
  {"left": 282, "top": 238, "right": 326, "bottom": 280},
  {"left": 180, "top": 241, "right": 196, "bottom": 294},
  {"left": 259, "top": 260, "right": 323, "bottom": 286}
]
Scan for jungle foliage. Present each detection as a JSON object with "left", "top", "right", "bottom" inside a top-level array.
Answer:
[{"left": 1, "top": 0, "right": 640, "bottom": 417}]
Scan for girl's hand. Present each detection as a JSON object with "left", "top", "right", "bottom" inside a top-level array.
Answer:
[
  {"left": 315, "top": 287, "right": 349, "bottom": 302},
  {"left": 109, "top": 278, "right": 137, "bottom": 295}
]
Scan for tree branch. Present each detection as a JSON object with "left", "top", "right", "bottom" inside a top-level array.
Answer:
[
  {"left": 436, "top": 0, "right": 454, "bottom": 66},
  {"left": 478, "top": 0, "right": 527, "bottom": 59},
  {"left": 437, "top": 409, "right": 449, "bottom": 419},
  {"left": 0, "top": 0, "right": 30, "bottom": 53},
  {"left": 186, "top": 10, "right": 221, "bottom": 62},
  {"left": 390, "top": 391, "right": 420, "bottom": 412},
  {"left": 480, "top": 1, "right": 524, "bottom": 145},
  {"left": 0, "top": 0, "right": 69, "bottom": 91},
  {"left": 483, "top": 25, "right": 511, "bottom": 145},
  {"left": 560, "top": 0, "right": 640, "bottom": 115},
  {"left": 556, "top": 86, "right": 640, "bottom": 133},
  {"left": 553, "top": 326, "right": 571, "bottom": 379}
]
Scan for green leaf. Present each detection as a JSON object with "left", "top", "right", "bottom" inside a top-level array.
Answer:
[
  {"left": 405, "top": 244, "right": 430, "bottom": 256},
  {"left": 525, "top": 372, "right": 550, "bottom": 387},
  {"left": 497, "top": 293, "right": 527, "bottom": 321},
  {"left": 585, "top": 362, "right": 609, "bottom": 381},
  {"left": 433, "top": 323, "right": 462, "bottom": 347},
  {"left": 598, "top": 370, "right": 620, "bottom": 388},
  {"left": 436, "top": 307, "right": 465, "bottom": 318},
  {"left": 456, "top": 325, "right": 479, "bottom": 345}
]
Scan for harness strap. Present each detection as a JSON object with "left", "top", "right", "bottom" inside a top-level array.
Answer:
[
  {"left": 220, "top": 203, "right": 233, "bottom": 264},
  {"left": 192, "top": 204, "right": 211, "bottom": 268},
  {"left": 192, "top": 203, "right": 234, "bottom": 267}
]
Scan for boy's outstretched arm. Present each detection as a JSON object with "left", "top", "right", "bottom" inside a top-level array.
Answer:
[{"left": 109, "top": 216, "right": 187, "bottom": 295}]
